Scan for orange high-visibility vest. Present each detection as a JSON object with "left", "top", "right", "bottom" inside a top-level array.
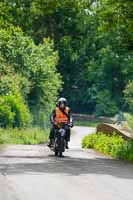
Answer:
[{"left": 54, "top": 107, "right": 70, "bottom": 123}]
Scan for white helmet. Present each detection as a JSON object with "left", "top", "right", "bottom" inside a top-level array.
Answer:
[{"left": 58, "top": 97, "right": 67, "bottom": 105}]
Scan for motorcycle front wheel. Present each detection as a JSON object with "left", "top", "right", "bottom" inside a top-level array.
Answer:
[{"left": 58, "top": 137, "right": 64, "bottom": 157}]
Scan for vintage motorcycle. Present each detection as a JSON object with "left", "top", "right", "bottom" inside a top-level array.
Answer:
[{"left": 50, "top": 122, "right": 71, "bottom": 157}]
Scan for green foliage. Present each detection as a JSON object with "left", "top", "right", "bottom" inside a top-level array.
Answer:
[
  {"left": 82, "top": 132, "right": 133, "bottom": 161},
  {"left": 0, "top": 74, "right": 31, "bottom": 99},
  {"left": 124, "top": 113, "right": 133, "bottom": 131},
  {"left": 0, "top": 0, "right": 133, "bottom": 117},
  {"left": 74, "top": 120, "right": 98, "bottom": 127},
  {"left": 0, "top": 127, "right": 48, "bottom": 145},
  {"left": 0, "top": 93, "right": 32, "bottom": 128},
  {"left": 56, "top": 0, "right": 133, "bottom": 114},
  {"left": 95, "top": 90, "right": 119, "bottom": 116},
  {"left": 0, "top": 27, "right": 61, "bottom": 128},
  {"left": 124, "top": 81, "right": 133, "bottom": 112},
  {"left": 0, "top": 98, "right": 15, "bottom": 127}
]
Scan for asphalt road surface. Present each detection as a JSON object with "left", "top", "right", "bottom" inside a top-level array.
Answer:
[{"left": 0, "top": 126, "right": 133, "bottom": 200}]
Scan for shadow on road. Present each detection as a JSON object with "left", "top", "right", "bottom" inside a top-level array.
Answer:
[{"left": 0, "top": 155, "right": 133, "bottom": 180}]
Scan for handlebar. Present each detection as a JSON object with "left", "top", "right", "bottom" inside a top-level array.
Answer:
[{"left": 53, "top": 122, "right": 73, "bottom": 128}]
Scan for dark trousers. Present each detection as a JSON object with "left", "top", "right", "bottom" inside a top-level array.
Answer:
[{"left": 49, "top": 125, "right": 71, "bottom": 142}]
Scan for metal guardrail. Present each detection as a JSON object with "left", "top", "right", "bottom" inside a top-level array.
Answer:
[{"left": 72, "top": 113, "right": 114, "bottom": 123}]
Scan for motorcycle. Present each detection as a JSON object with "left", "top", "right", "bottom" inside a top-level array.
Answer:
[{"left": 51, "top": 122, "right": 70, "bottom": 157}]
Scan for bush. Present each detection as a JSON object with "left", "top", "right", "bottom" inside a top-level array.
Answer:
[
  {"left": 0, "top": 93, "right": 32, "bottom": 128},
  {"left": 0, "top": 28, "right": 62, "bottom": 128},
  {"left": 0, "top": 127, "right": 48, "bottom": 145},
  {"left": 82, "top": 132, "right": 133, "bottom": 161}
]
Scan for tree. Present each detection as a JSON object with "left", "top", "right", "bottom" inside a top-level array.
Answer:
[
  {"left": 0, "top": 27, "right": 61, "bottom": 127},
  {"left": 124, "top": 81, "right": 133, "bottom": 112},
  {"left": 0, "top": 0, "right": 133, "bottom": 116}
]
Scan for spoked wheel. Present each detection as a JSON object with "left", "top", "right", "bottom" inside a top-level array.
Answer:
[
  {"left": 54, "top": 138, "right": 58, "bottom": 156},
  {"left": 58, "top": 137, "right": 64, "bottom": 157}
]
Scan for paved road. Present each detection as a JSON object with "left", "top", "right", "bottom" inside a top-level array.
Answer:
[{"left": 0, "top": 126, "right": 133, "bottom": 200}]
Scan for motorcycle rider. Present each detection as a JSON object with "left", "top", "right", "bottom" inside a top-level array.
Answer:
[{"left": 48, "top": 97, "right": 73, "bottom": 149}]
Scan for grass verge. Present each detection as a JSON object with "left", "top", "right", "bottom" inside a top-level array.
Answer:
[
  {"left": 82, "top": 132, "right": 133, "bottom": 161},
  {"left": 0, "top": 127, "right": 49, "bottom": 145},
  {"left": 74, "top": 120, "right": 98, "bottom": 127}
]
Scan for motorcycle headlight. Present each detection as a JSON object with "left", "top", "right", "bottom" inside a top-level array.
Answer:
[{"left": 59, "top": 128, "right": 65, "bottom": 136}]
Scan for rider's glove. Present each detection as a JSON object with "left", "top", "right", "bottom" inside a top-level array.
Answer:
[
  {"left": 53, "top": 122, "right": 58, "bottom": 127},
  {"left": 70, "top": 123, "right": 73, "bottom": 128}
]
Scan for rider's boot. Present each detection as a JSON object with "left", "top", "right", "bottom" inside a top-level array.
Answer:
[{"left": 47, "top": 140, "right": 52, "bottom": 148}]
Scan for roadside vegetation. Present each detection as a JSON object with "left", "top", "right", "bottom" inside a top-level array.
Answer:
[
  {"left": 124, "top": 113, "right": 133, "bottom": 131},
  {"left": 82, "top": 132, "right": 133, "bottom": 161},
  {"left": 74, "top": 120, "right": 98, "bottom": 127},
  {"left": 0, "top": 128, "right": 48, "bottom": 145}
]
